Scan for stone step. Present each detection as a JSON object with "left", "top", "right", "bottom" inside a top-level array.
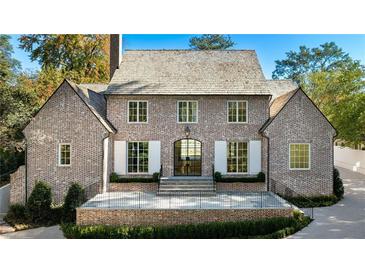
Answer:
[
  {"left": 157, "top": 191, "right": 216, "bottom": 197},
  {"left": 159, "top": 184, "right": 214, "bottom": 188},
  {"left": 160, "top": 181, "right": 213, "bottom": 185}
]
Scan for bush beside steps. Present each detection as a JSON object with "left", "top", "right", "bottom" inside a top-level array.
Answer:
[{"left": 61, "top": 213, "right": 311, "bottom": 239}]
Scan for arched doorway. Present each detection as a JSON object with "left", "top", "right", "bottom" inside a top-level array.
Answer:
[{"left": 174, "top": 139, "right": 202, "bottom": 176}]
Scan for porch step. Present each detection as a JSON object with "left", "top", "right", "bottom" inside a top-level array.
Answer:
[{"left": 158, "top": 177, "right": 216, "bottom": 196}]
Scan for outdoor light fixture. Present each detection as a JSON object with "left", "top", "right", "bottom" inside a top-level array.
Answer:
[{"left": 184, "top": 126, "right": 191, "bottom": 138}]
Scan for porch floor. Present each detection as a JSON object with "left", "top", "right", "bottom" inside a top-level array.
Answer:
[{"left": 81, "top": 191, "right": 292, "bottom": 210}]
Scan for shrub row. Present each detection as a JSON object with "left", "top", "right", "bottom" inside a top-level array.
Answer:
[
  {"left": 61, "top": 215, "right": 310, "bottom": 239},
  {"left": 5, "top": 181, "right": 86, "bottom": 227},
  {"left": 284, "top": 195, "right": 339, "bottom": 208},
  {"left": 333, "top": 167, "right": 344, "bottom": 199},
  {"left": 214, "top": 171, "right": 265, "bottom": 183},
  {"left": 110, "top": 172, "right": 160, "bottom": 183}
]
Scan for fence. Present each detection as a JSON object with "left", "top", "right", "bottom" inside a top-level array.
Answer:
[
  {"left": 270, "top": 179, "right": 314, "bottom": 219},
  {"left": 81, "top": 191, "right": 293, "bottom": 210},
  {"left": 0, "top": 183, "right": 10, "bottom": 213},
  {"left": 334, "top": 146, "right": 365, "bottom": 174}
]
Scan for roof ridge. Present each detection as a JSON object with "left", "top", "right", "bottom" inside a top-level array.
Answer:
[{"left": 124, "top": 49, "right": 255, "bottom": 52}]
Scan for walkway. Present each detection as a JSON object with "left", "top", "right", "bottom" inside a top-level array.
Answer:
[
  {"left": 290, "top": 167, "right": 365, "bottom": 239},
  {"left": 0, "top": 225, "right": 64, "bottom": 239}
]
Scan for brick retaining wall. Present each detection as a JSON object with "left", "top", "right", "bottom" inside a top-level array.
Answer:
[
  {"left": 76, "top": 207, "right": 293, "bottom": 226},
  {"left": 109, "top": 183, "right": 158, "bottom": 192},
  {"left": 216, "top": 182, "right": 266, "bottom": 192}
]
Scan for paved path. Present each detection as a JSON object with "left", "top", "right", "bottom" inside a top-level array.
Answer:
[
  {"left": 290, "top": 167, "right": 365, "bottom": 239},
  {"left": 0, "top": 225, "right": 64, "bottom": 239}
]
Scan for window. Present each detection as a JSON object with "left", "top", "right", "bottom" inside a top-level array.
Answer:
[
  {"left": 227, "top": 142, "right": 248, "bottom": 173},
  {"left": 128, "top": 142, "right": 149, "bottom": 173},
  {"left": 177, "top": 101, "right": 198, "bottom": 123},
  {"left": 227, "top": 101, "right": 247, "bottom": 123},
  {"left": 289, "top": 143, "right": 310, "bottom": 170},
  {"left": 59, "top": 144, "right": 71, "bottom": 166},
  {"left": 128, "top": 101, "right": 148, "bottom": 123}
]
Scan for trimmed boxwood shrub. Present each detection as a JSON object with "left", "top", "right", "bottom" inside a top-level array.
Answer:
[
  {"left": 61, "top": 216, "right": 311, "bottom": 239},
  {"left": 4, "top": 204, "right": 27, "bottom": 224},
  {"left": 110, "top": 172, "right": 159, "bottom": 183},
  {"left": 333, "top": 168, "right": 344, "bottom": 199},
  {"left": 214, "top": 171, "right": 265, "bottom": 183},
  {"left": 26, "top": 181, "right": 52, "bottom": 224},
  {"left": 284, "top": 195, "right": 339, "bottom": 208},
  {"left": 63, "top": 183, "right": 86, "bottom": 223}
]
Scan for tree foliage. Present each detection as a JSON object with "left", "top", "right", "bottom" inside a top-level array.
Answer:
[
  {"left": 189, "top": 34, "right": 235, "bottom": 50},
  {"left": 272, "top": 42, "right": 365, "bottom": 144},
  {"left": 19, "top": 34, "right": 110, "bottom": 83}
]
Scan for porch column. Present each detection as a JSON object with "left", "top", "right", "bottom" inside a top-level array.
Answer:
[{"left": 102, "top": 137, "right": 110, "bottom": 193}]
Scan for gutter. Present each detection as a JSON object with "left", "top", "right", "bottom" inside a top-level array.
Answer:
[{"left": 25, "top": 138, "right": 28, "bottom": 203}]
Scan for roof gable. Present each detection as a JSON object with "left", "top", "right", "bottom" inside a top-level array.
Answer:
[
  {"left": 24, "top": 79, "right": 116, "bottom": 134},
  {"left": 260, "top": 88, "right": 336, "bottom": 134}
]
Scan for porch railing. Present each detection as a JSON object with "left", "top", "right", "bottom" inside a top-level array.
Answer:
[
  {"left": 81, "top": 191, "right": 293, "bottom": 210},
  {"left": 270, "top": 179, "right": 314, "bottom": 219}
]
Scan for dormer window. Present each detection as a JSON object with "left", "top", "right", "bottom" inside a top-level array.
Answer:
[
  {"left": 227, "top": 101, "right": 247, "bottom": 123},
  {"left": 177, "top": 101, "right": 198, "bottom": 123},
  {"left": 128, "top": 101, "right": 148, "bottom": 123}
]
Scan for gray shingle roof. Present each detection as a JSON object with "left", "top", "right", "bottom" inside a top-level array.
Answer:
[
  {"left": 105, "top": 50, "right": 271, "bottom": 95},
  {"left": 66, "top": 80, "right": 116, "bottom": 133},
  {"left": 266, "top": 80, "right": 298, "bottom": 99}
]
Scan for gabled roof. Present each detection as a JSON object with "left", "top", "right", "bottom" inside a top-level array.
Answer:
[
  {"left": 65, "top": 80, "right": 116, "bottom": 133},
  {"left": 24, "top": 79, "right": 116, "bottom": 134},
  {"left": 105, "top": 50, "right": 271, "bottom": 96},
  {"left": 259, "top": 87, "right": 336, "bottom": 134},
  {"left": 266, "top": 79, "right": 298, "bottom": 99}
]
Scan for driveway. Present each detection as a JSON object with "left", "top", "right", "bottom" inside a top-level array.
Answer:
[
  {"left": 290, "top": 167, "right": 365, "bottom": 239},
  {"left": 0, "top": 225, "right": 64, "bottom": 239}
]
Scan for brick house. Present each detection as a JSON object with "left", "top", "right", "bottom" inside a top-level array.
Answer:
[{"left": 10, "top": 35, "right": 336, "bottom": 205}]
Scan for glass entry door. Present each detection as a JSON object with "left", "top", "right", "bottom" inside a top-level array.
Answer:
[{"left": 174, "top": 139, "right": 202, "bottom": 176}]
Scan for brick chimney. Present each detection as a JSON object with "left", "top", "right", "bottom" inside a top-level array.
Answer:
[{"left": 110, "top": 34, "right": 122, "bottom": 79}]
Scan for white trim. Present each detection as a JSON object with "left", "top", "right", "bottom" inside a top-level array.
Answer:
[
  {"left": 289, "top": 143, "right": 311, "bottom": 170},
  {"left": 102, "top": 137, "right": 109, "bottom": 193},
  {"left": 127, "top": 100, "right": 149, "bottom": 124},
  {"left": 226, "top": 141, "right": 249, "bottom": 174},
  {"left": 176, "top": 100, "right": 199, "bottom": 124},
  {"left": 227, "top": 100, "right": 248, "bottom": 124},
  {"left": 114, "top": 141, "right": 126, "bottom": 175},
  {"left": 58, "top": 143, "right": 71, "bottom": 167},
  {"left": 126, "top": 141, "right": 150, "bottom": 174}
]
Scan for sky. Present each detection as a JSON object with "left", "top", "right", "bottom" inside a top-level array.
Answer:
[{"left": 10, "top": 34, "right": 365, "bottom": 79}]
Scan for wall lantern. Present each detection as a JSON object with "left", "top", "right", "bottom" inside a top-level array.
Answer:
[{"left": 184, "top": 126, "right": 191, "bottom": 138}]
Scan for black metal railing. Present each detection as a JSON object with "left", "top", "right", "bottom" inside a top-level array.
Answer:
[
  {"left": 270, "top": 179, "right": 314, "bottom": 219},
  {"left": 212, "top": 164, "right": 216, "bottom": 191},
  {"left": 81, "top": 191, "right": 293, "bottom": 210}
]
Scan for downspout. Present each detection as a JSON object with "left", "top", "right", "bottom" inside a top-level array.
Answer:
[{"left": 102, "top": 133, "right": 111, "bottom": 193}]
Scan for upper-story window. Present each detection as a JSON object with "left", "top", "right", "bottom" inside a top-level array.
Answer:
[
  {"left": 128, "top": 101, "right": 148, "bottom": 123},
  {"left": 227, "top": 101, "right": 247, "bottom": 123},
  {"left": 58, "top": 143, "right": 71, "bottom": 166},
  {"left": 177, "top": 101, "right": 198, "bottom": 123},
  {"left": 289, "top": 143, "right": 310, "bottom": 170}
]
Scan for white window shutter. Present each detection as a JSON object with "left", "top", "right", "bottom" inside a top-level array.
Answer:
[
  {"left": 114, "top": 141, "right": 126, "bottom": 175},
  {"left": 214, "top": 141, "right": 227, "bottom": 174},
  {"left": 249, "top": 140, "right": 261, "bottom": 175},
  {"left": 148, "top": 141, "right": 161, "bottom": 174}
]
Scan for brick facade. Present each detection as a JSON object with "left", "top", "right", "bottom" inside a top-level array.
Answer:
[
  {"left": 109, "top": 183, "right": 158, "bottom": 192},
  {"left": 76, "top": 207, "right": 294, "bottom": 226},
  {"left": 216, "top": 182, "right": 266, "bottom": 192},
  {"left": 262, "top": 90, "right": 336, "bottom": 196},
  {"left": 23, "top": 81, "right": 111, "bottom": 204},
  {"left": 9, "top": 165, "right": 26, "bottom": 205},
  {"left": 107, "top": 95, "right": 270, "bottom": 178}
]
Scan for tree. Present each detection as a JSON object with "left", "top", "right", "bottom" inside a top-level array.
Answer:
[
  {"left": 0, "top": 34, "right": 20, "bottom": 83},
  {"left": 189, "top": 34, "right": 235, "bottom": 50},
  {"left": 19, "top": 34, "right": 110, "bottom": 83},
  {"left": 272, "top": 42, "right": 353, "bottom": 82},
  {"left": 273, "top": 42, "right": 365, "bottom": 145}
]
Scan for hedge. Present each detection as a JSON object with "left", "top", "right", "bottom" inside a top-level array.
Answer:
[
  {"left": 61, "top": 215, "right": 311, "bottom": 239},
  {"left": 214, "top": 171, "right": 265, "bottom": 183},
  {"left": 110, "top": 172, "right": 159, "bottom": 183},
  {"left": 284, "top": 195, "right": 339, "bottom": 208}
]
